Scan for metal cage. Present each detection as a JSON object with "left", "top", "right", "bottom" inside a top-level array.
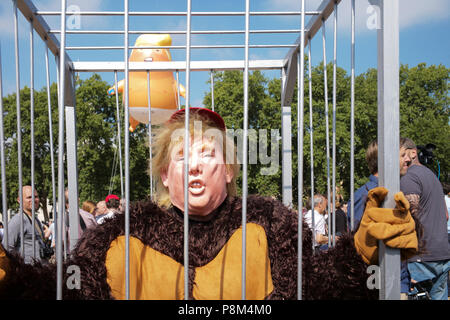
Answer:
[{"left": 0, "top": 0, "right": 402, "bottom": 300}]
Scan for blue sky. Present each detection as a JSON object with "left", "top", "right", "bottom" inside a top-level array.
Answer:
[{"left": 0, "top": 0, "right": 449, "bottom": 109}]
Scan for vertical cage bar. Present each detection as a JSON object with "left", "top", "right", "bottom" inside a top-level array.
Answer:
[
  {"left": 114, "top": 71, "right": 124, "bottom": 200},
  {"left": 66, "top": 102, "right": 80, "bottom": 253},
  {"left": 377, "top": 0, "right": 401, "bottom": 300},
  {"left": 123, "top": 0, "right": 130, "bottom": 300},
  {"left": 321, "top": 19, "right": 331, "bottom": 249},
  {"left": 45, "top": 46, "right": 57, "bottom": 246},
  {"left": 56, "top": 0, "right": 67, "bottom": 300},
  {"left": 308, "top": 38, "right": 314, "bottom": 252},
  {"left": 0, "top": 44, "right": 8, "bottom": 248},
  {"left": 350, "top": 0, "right": 355, "bottom": 231},
  {"left": 62, "top": 191, "right": 67, "bottom": 258},
  {"left": 297, "top": 0, "right": 305, "bottom": 300},
  {"left": 309, "top": 44, "right": 315, "bottom": 251},
  {"left": 281, "top": 69, "right": 293, "bottom": 209},
  {"left": 176, "top": 70, "right": 181, "bottom": 110},
  {"left": 210, "top": 70, "right": 214, "bottom": 111},
  {"left": 13, "top": 0, "right": 24, "bottom": 258},
  {"left": 331, "top": 1, "right": 337, "bottom": 247},
  {"left": 54, "top": 54, "right": 67, "bottom": 262},
  {"left": 241, "top": 0, "right": 250, "bottom": 300},
  {"left": 147, "top": 71, "right": 153, "bottom": 199},
  {"left": 65, "top": 28, "right": 78, "bottom": 256},
  {"left": 183, "top": 0, "right": 193, "bottom": 300},
  {"left": 30, "top": 19, "right": 36, "bottom": 260}
]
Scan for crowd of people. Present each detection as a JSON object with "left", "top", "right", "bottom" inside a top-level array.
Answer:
[
  {"left": 303, "top": 192, "right": 348, "bottom": 251},
  {"left": 0, "top": 189, "right": 122, "bottom": 262},
  {"left": 301, "top": 138, "right": 450, "bottom": 300},
  {"left": 0, "top": 108, "right": 448, "bottom": 300}
]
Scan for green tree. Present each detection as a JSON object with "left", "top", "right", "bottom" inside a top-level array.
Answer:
[
  {"left": 1, "top": 63, "right": 446, "bottom": 219},
  {"left": 0, "top": 74, "right": 152, "bottom": 220},
  {"left": 202, "top": 62, "right": 449, "bottom": 206},
  {"left": 75, "top": 75, "right": 117, "bottom": 202},
  {"left": 2, "top": 84, "right": 59, "bottom": 219},
  {"left": 399, "top": 63, "right": 449, "bottom": 180},
  {"left": 73, "top": 74, "right": 152, "bottom": 203},
  {"left": 203, "top": 70, "right": 283, "bottom": 198}
]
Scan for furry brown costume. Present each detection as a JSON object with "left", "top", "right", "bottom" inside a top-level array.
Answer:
[{"left": 0, "top": 195, "right": 377, "bottom": 300}]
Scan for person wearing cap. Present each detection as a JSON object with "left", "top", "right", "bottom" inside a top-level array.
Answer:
[
  {"left": 348, "top": 139, "right": 420, "bottom": 299},
  {"left": 0, "top": 108, "right": 421, "bottom": 300},
  {"left": 399, "top": 137, "right": 450, "bottom": 300},
  {"left": 97, "top": 195, "right": 121, "bottom": 225}
]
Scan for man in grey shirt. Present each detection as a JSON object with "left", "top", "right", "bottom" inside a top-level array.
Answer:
[
  {"left": 2, "top": 186, "right": 50, "bottom": 264},
  {"left": 400, "top": 138, "right": 450, "bottom": 300}
]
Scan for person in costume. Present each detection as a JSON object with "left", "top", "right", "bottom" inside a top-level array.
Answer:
[{"left": 0, "top": 108, "right": 420, "bottom": 300}]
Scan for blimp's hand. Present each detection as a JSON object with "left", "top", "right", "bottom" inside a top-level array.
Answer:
[
  {"left": 108, "top": 79, "right": 125, "bottom": 96},
  {"left": 129, "top": 116, "right": 140, "bottom": 132},
  {"left": 178, "top": 83, "right": 186, "bottom": 98}
]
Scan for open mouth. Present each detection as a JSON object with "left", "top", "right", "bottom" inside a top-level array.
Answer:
[
  {"left": 188, "top": 180, "right": 205, "bottom": 195},
  {"left": 144, "top": 57, "right": 153, "bottom": 62}
]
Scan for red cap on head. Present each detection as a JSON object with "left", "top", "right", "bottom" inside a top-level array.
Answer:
[
  {"left": 105, "top": 194, "right": 119, "bottom": 202},
  {"left": 168, "top": 107, "right": 226, "bottom": 131}
]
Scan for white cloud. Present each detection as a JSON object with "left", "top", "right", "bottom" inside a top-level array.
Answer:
[
  {"left": 2, "top": 0, "right": 448, "bottom": 40},
  {"left": 32, "top": 0, "right": 105, "bottom": 12},
  {"left": 264, "top": 0, "right": 450, "bottom": 34},
  {"left": 250, "top": 48, "right": 287, "bottom": 61},
  {"left": 0, "top": 0, "right": 106, "bottom": 39},
  {"left": 263, "top": 0, "right": 322, "bottom": 11},
  {"left": 398, "top": 0, "right": 449, "bottom": 28},
  {"left": 335, "top": 0, "right": 450, "bottom": 34},
  {"left": 0, "top": 1, "right": 16, "bottom": 37}
]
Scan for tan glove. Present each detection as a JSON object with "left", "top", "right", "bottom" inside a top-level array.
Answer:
[{"left": 354, "top": 187, "right": 418, "bottom": 265}]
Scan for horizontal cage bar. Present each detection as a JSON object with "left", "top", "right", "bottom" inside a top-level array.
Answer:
[{"left": 35, "top": 10, "right": 321, "bottom": 16}]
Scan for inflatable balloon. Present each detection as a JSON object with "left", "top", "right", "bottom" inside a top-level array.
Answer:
[{"left": 108, "top": 34, "right": 185, "bottom": 131}]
